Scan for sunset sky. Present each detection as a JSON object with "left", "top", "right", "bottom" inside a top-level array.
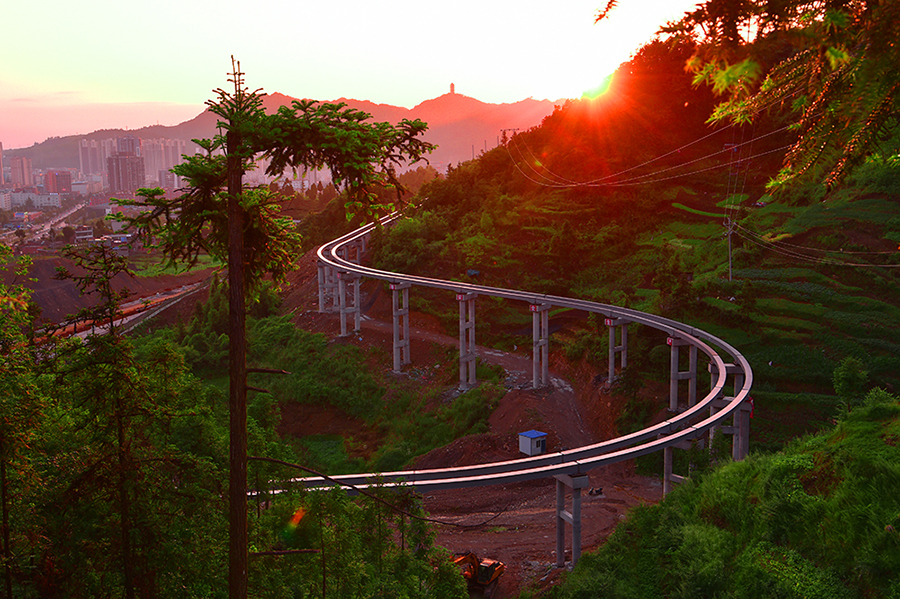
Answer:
[{"left": 2, "top": 0, "right": 699, "bottom": 150}]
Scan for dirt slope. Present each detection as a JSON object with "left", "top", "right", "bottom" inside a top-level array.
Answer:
[{"left": 278, "top": 250, "right": 664, "bottom": 597}]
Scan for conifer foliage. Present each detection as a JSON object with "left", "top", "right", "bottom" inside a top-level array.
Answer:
[
  {"left": 658, "top": 0, "right": 900, "bottom": 189},
  {"left": 115, "top": 58, "right": 434, "bottom": 598}
]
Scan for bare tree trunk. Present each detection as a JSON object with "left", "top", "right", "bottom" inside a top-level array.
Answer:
[
  {"left": 1, "top": 437, "right": 12, "bottom": 599},
  {"left": 227, "top": 128, "right": 249, "bottom": 599},
  {"left": 116, "top": 398, "right": 135, "bottom": 599}
]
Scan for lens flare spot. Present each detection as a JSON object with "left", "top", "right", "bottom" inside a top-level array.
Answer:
[
  {"left": 582, "top": 74, "right": 614, "bottom": 100},
  {"left": 287, "top": 507, "right": 306, "bottom": 529}
]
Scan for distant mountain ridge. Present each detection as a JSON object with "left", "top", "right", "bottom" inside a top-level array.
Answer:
[{"left": 7, "top": 92, "right": 563, "bottom": 172}]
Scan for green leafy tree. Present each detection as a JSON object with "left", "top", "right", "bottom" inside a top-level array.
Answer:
[
  {"left": 43, "top": 246, "right": 230, "bottom": 597},
  {"left": 116, "top": 58, "right": 433, "bottom": 598},
  {"left": 833, "top": 356, "right": 868, "bottom": 403},
  {"left": 657, "top": 0, "right": 900, "bottom": 190},
  {"left": 0, "top": 245, "right": 44, "bottom": 598}
]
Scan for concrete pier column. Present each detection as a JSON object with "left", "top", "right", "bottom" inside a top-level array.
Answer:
[
  {"left": 317, "top": 261, "right": 339, "bottom": 313},
  {"left": 605, "top": 318, "right": 630, "bottom": 381},
  {"left": 667, "top": 337, "right": 698, "bottom": 412},
  {"left": 708, "top": 362, "right": 746, "bottom": 452},
  {"left": 457, "top": 292, "right": 477, "bottom": 390},
  {"left": 554, "top": 473, "right": 589, "bottom": 568},
  {"left": 530, "top": 303, "right": 551, "bottom": 388},
  {"left": 663, "top": 445, "right": 674, "bottom": 495},
  {"left": 338, "top": 271, "right": 361, "bottom": 337},
  {"left": 391, "top": 283, "right": 411, "bottom": 372},
  {"left": 317, "top": 262, "right": 325, "bottom": 313}
]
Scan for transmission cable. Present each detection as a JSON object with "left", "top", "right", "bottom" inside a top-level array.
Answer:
[
  {"left": 503, "top": 90, "right": 801, "bottom": 189},
  {"left": 249, "top": 455, "right": 512, "bottom": 529},
  {"left": 733, "top": 222, "right": 900, "bottom": 255},
  {"left": 733, "top": 229, "right": 900, "bottom": 267}
]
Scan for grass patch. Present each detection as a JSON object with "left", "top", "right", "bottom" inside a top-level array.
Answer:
[
  {"left": 130, "top": 252, "right": 221, "bottom": 277},
  {"left": 672, "top": 203, "right": 726, "bottom": 218}
]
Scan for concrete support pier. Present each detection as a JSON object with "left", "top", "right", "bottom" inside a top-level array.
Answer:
[
  {"left": 662, "top": 336, "right": 700, "bottom": 496},
  {"left": 667, "top": 336, "right": 698, "bottom": 412},
  {"left": 708, "top": 362, "right": 750, "bottom": 461},
  {"left": 554, "top": 473, "right": 589, "bottom": 568},
  {"left": 391, "top": 283, "right": 411, "bottom": 372},
  {"left": 317, "top": 261, "right": 339, "bottom": 313},
  {"left": 457, "top": 292, "right": 477, "bottom": 390},
  {"left": 605, "top": 318, "right": 629, "bottom": 382},
  {"left": 338, "top": 271, "right": 361, "bottom": 337},
  {"left": 530, "top": 303, "right": 551, "bottom": 388}
]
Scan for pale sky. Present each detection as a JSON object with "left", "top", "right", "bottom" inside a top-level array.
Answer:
[{"left": 1, "top": 0, "right": 699, "bottom": 150}]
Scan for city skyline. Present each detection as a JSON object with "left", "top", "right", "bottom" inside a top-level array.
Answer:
[{"left": 2, "top": 0, "right": 699, "bottom": 149}]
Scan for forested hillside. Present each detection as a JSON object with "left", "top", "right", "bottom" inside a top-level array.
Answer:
[
  {"left": 4, "top": 11, "right": 900, "bottom": 597},
  {"left": 362, "top": 36, "right": 900, "bottom": 598}
]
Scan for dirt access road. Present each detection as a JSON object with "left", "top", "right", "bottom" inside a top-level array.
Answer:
[{"left": 280, "top": 260, "right": 664, "bottom": 597}]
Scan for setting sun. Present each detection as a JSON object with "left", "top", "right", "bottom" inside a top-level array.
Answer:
[{"left": 1, "top": 0, "right": 699, "bottom": 149}]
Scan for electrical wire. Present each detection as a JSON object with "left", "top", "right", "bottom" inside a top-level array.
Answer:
[
  {"left": 505, "top": 123, "right": 794, "bottom": 189},
  {"left": 503, "top": 90, "right": 801, "bottom": 189},
  {"left": 249, "top": 455, "right": 512, "bottom": 529},
  {"left": 733, "top": 228, "right": 900, "bottom": 267},
  {"left": 733, "top": 222, "right": 900, "bottom": 254}
]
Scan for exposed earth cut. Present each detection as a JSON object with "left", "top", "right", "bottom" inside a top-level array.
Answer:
[{"left": 25, "top": 248, "right": 665, "bottom": 597}]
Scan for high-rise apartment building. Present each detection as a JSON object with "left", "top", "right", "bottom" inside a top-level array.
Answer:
[
  {"left": 44, "top": 170, "right": 73, "bottom": 194},
  {"left": 11, "top": 156, "right": 33, "bottom": 188},
  {"left": 158, "top": 169, "right": 179, "bottom": 189},
  {"left": 79, "top": 139, "right": 116, "bottom": 176},
  {"left": 107, "top": 153, "right": 145, "bottom": 193},
  {"left": 143, "top": 139, "right": 187, "bottom": 184},
  {"left": 117, "top": 135, "right": 141, "bottom": 156}
]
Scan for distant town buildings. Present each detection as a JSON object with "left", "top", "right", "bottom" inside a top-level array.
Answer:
[
  {"left": 79, "top": 139, "right": 117, "bottom": 176},
  {"left": 11, "top": 156, "right": 34, "bottom": 188},
  {"left": 44, "top": 170, "right": 73, "bottom": 194},
  {"left": 9, "top": 192, "right": 62, "bottom": 209},
  {"left": 76, "top": 136, "right": 186, "bottom": 190},
  {"left": 117, "top": 135, "right": 141, "bottom": 155},
  {"left": 158, "top": 169, "right": 180, "bottom": 189},
  {"left": 143, "top": 138, "right": 186, "bottom": 182},
  {"left": 107, "top": 151, "right": 145, "bottom": 193},
  {"left": 0, "top": 142, "right": 4, "bottom": 186}
]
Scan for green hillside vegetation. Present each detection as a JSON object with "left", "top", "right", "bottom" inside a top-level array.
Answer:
[
  {"left": 548, "top": 389, "right": 900, "bottom": 599},
  {"left": 0, "top": 247, "right": 470, "bottom": 597},
  {"left": 4, "top": 21, "right": 900, "bottom": 597},
  {"left": 356, "top": 37, "right": 900, "bottom": 597},
  {"left": 133, "top": 278, "right": 505, "bottom": 475},
  {"left": 367, "top": 39, "right": 900, "bottom": 451}
]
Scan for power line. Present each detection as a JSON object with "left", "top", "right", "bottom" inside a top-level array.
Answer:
[{"left": 733, "top": 228, "right": 900, "bottom": 267}]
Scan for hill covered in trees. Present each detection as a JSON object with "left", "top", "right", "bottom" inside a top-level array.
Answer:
[
  {"left": 358, "top": 36, "right": 900, "bottom": 597},
  {"left": 4, "top": 17, "right": 900, "bottom": 598}
]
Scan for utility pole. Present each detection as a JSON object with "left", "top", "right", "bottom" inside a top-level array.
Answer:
[
  {"left": 726, "top": 218, "right": 734, "bottom": 281},
  {"left": 500, "top": 128, "right": 519, "bottom": 145}
]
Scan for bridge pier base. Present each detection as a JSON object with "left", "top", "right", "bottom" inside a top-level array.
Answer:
[
  {"left": 338, "top": 271, "right": 361, "bottom": 337},
  {"left": 662, "top": 336, "right": 700, "bottom": 495},
  {"left": 605, "top": 318, "right": 629, "bottom": 382},
  {"left": 668, "top": 336, "right": 698, "bottom": 411},
  {"left": 530, "top": 303, "right": 551, "bottom": 388},
  {"left": 457, "top": 292, "right": 477, "bottom": 390},
  {"left": 317, "top": 261, "right": 339, "bottom": 313},
  {"left": 555, "top": 473, "right": 589, "bottom": 568},
  {"left": 391, "top": 283, "right": 411, "bottom": 372},
  {"left": 708, "top": 363, "right": 750, "bottom": 461}
]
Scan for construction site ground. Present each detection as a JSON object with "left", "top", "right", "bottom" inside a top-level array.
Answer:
[
  {"left": 25, "top": 249, "right": 666, "bottom": 597},
  {"left": 277, "top": 253, "right": 666, "bottom": 597}
]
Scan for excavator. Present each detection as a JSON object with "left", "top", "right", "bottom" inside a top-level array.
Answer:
[{"left": 453, "top": 551, "right": 505, "bottom": 597}]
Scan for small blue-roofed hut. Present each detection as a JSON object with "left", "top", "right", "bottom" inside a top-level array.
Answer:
[{"left": 518, "top": 430, "right": 547, "bottom": 456}]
